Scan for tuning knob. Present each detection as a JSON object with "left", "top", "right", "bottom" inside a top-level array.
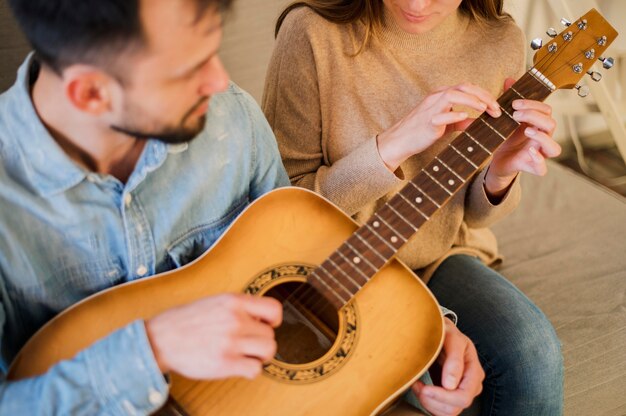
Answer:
[
  {"left": 530, "top": 38, "right": 543, "bottom": 50},
  {"left": 599, "top": 57, "right": 615, "bottom": 69},
  {"left": 575, "top": 85, "right": 590, "bottom": 97},
  {"left": 587, "top": 70, "right": 602, "bottom": 82},
  {"left": 561, "top": 18, "right": 572, "bottom": 27},
  {"left": 546, "top": 28, "right": 558, "bottom": 38}
]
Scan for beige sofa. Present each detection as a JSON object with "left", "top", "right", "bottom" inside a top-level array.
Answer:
[{"left": 1, "top": 0, "right": 625, "bottom": 414}]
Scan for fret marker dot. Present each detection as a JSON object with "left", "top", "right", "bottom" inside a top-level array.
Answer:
[
  {"left": 390, "top": 236, "right": 398, "bottom": 243},
  {"left": 416, "top": 197, "right": 423, "bottom": 204},
  {"left": 353, "top": 257, "right": 361, "bottom": 264},
  {"left": 467, "top": 146, "right": 474, "bottom": 152},
  {"left": 448, "top": 179, "right": 455, "bottom": 186},
  {"left": 433, "top": 166, "right": 440, "bottom": 172},
  {"left": 373, "top": 221, "right": 380, "bottom": 228}
]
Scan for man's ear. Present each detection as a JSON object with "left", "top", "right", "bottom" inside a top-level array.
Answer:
[{"left": 62, "top": 65, "right": 116, "bottom": 115}]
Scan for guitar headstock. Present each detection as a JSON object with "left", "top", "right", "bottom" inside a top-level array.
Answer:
[{"left": 532, "top": 8, "right": 618, "bottom": 92}]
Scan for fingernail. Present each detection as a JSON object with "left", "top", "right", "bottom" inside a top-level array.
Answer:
[
  {"left": 513, "top": 111, "right": 522, "bottom": 121},
  {"left": 512, "top": 100, "right": 523, "bottom": 109},
  {"left": 529, "top": 147, "right": 541, "bottom": 161},
  {"left": 525, "top": 127, "right": 536, "bottom": 136},
  {"left": 445, "top": 375, "right": 457, "bottom": 388},
  {"left": 492, "top": 107, "right": 502, "bottom": 117}
]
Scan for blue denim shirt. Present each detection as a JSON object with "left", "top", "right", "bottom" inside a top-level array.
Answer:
[{"left": 0, "top": 56, "right": 289, "bottom": 414}]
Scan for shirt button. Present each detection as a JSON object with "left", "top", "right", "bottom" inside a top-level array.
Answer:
[
  {"left": 148, "top": 389, "right": 164, "bottom": 406},
  {"left": 136, "top": 265, "right": 148, "bottom": 276},
  {"left": 124, "top": 193, "right": 132, "bottom": 206},
  {"left": 86, "top": 174, "right": 97, "bottom": 183}
]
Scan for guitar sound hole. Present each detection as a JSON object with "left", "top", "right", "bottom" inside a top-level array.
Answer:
[{"left": 264, "top": 281, "right": 339, "bottom": 364}]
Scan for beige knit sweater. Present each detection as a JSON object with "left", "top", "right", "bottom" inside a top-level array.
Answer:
[{"left": 262, "top": 7, "right": 527, "bottom": 281}]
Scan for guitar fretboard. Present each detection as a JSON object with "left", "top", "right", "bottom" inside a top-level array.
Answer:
[{"left": 310, "top": 71, "right": 553, "bottom": 309}]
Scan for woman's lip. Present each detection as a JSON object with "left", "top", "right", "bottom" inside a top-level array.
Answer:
[{"left": 401, "top": 10, "right": 431, "bottom": 23}]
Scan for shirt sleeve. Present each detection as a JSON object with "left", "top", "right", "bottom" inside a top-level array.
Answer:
[
  {"left": 0, "top": 319, "right": 169, "bottom": 415},
  {"left": 238, "top": 87, "right": 290, "bottom": 200},
  {"left": 262, "top": 9, "right": 401, "bottom": 216}
]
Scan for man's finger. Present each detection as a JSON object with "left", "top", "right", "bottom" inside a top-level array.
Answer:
[
  {"left": 239, "top": 295, "right": 283, "bottom": 327},
  {"left": 421, "top": 385, "right": 474, "bottom": 410},
  {"left": 418, "top": 390, "right": 463, "bottom": 416},
  {"left": 441, "top": 330, "right": 467, "bottom": 390}
]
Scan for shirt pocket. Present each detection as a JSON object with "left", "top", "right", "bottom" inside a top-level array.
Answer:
[{"left": 165, "top": 197, "right": 249, "bottom": 269}]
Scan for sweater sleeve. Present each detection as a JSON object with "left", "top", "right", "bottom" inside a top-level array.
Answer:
[
  {"left": 262, "top": 9, "right": 401, "bottom": 216},
  {"left": 463, "top": 20, "right": 526, "bottom": 228}
]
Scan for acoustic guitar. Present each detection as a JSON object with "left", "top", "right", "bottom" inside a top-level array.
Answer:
[{"left": 8, "top": 9, "right": 617, "bottom": 415}]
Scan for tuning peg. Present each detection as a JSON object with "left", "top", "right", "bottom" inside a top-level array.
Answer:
[
  {"left": 561, "top": 18, "right": 572, "bottom": 27},
  {"left": 546, "top": 28, "right": 558, "bottom": 38},
  {"left": 530, "top": 38, "right": 543, "bottom": 50},
  {"left": 587, "top": 70, "right": 602, "bottom": 82},
  {"left": 599, "top": 57, "right": 614, "bottom": 69},
  {"left": 577, "top": 19, "right": 588, "bottom": 30},
  {"left": 575, "top": 85, "right": 590, "bottom": 97},
  {"left": 597, "top": 36, "right": 607, "bottom": 46}
]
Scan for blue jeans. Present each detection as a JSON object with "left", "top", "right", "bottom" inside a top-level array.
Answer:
[{"left": 426, "top": 255, "right": 563, "bottom": 415}]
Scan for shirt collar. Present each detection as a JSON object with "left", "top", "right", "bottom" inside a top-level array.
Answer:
[{"left": 3, "top": 55, "right": 186, "bottom": 198}]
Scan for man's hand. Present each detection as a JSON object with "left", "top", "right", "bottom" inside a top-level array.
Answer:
[
  {"left": 412, "top": 318, "right": 484, "bottom": 416},
  {"left": 145, "top": 293, "right": 282, "bottom": 380}
]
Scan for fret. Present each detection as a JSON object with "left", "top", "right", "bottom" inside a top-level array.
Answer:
[
  {"left": 498, "top": 105, "right": 516, "bottom": 123},
  {"left": 387, "top": 203, "right": 419, "bottom": 232},
  {"left": 319, "top": 262, "right": 355, "bottom": 297},
  {"left": 464, "top": 131, "right": 492, "bottom": 155},
  {"left": 373, "top": 212, "right": 410, "bottom": 242},
  {"left": 423, "top": 169, "right": 453, "bottom": 195},
  {"left": 345, "top": 239, "right": 379, "bottom": 274},
  {"left": 448, "top": 143, "right": 478, "bottom": 169},
  {"left": 364, "top": 224, "right": 398, "bottom": 252},
  {"left": 409, "top": 181, "right": 441, "bottom": 208},
  {"left": 398, "top": 191, "right": 429, "bottom": 220},
  {"left": 355, "top": 232, "right": 388, "bottom": 263},
  {"left": 509, "top": 86, "right": 525, "bottom": 99},
  {"left": 478, "top": 117, "right": 507, "bottom": 141},
  {"left": 439, "top": 145, "right": 476, "bottom": 178},
  {"left": 310, "top": 271, "right": 349, "bottom": 306},
  {"left": 426, "top": 159, "right": 465, "bottom": 193},
  {"left": 435, "top": 156, "right": 465, "bottom": 182},
  {"left": 416, "top": 173, "right": 453, "bottom": 208},
  {"left": 366, "top": 217, "right": 405, "bottom": 251},
  {"left": 328, "top": 255, "right": 362, "bottom": 291}
]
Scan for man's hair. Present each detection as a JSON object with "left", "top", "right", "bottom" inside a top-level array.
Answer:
[{"left": 8, "top": 0, "right": 233, "bottom": 73}]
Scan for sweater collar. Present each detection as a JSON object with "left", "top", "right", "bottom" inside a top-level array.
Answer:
[{"left": 378, "top": 8, "right": 468, "bottom": 52}]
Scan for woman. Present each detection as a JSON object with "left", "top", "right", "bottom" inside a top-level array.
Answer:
[{"left": 263, "top": 0, "right": 563, "bottom": 415}]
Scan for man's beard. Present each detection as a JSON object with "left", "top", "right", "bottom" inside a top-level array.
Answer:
[{"left": 111, "top": 97, "right": 208, "bottom": 144}]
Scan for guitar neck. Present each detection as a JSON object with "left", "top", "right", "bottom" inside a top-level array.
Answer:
[{"left": 310, "top": 70, "right": 554, "bottom": 309}]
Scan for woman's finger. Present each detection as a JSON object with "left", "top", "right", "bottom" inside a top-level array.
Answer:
[
  {"left": 513, "top": 110, "right": 556, "bottom": 135},
  {"left": 452, "top": 82, "right": 501, "bottom": 116},
  {"left": 524, "top": 128, "right": 561, "bottom": 158},
  {"left": 431, "top": 111, "right": 469, "bottom": 126},
  {"left": 512, "top": 99, "right": 552, "bottom": 116}
]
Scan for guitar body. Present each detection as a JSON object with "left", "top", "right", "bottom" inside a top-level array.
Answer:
[{"left": 9, "top": 187, "right": 444, "bottom": 415}]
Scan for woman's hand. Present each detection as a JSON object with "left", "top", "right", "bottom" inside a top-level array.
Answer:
[
  {"left": 377, "top": 83, "right": 502, "bottom": 172},
  {"left": 484, "top": 78, "right": 561, "bottom": 199}
]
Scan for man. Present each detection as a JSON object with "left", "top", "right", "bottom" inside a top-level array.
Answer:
[{"left": 0, "top": 0, "right": 483, "bottom": 414}]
